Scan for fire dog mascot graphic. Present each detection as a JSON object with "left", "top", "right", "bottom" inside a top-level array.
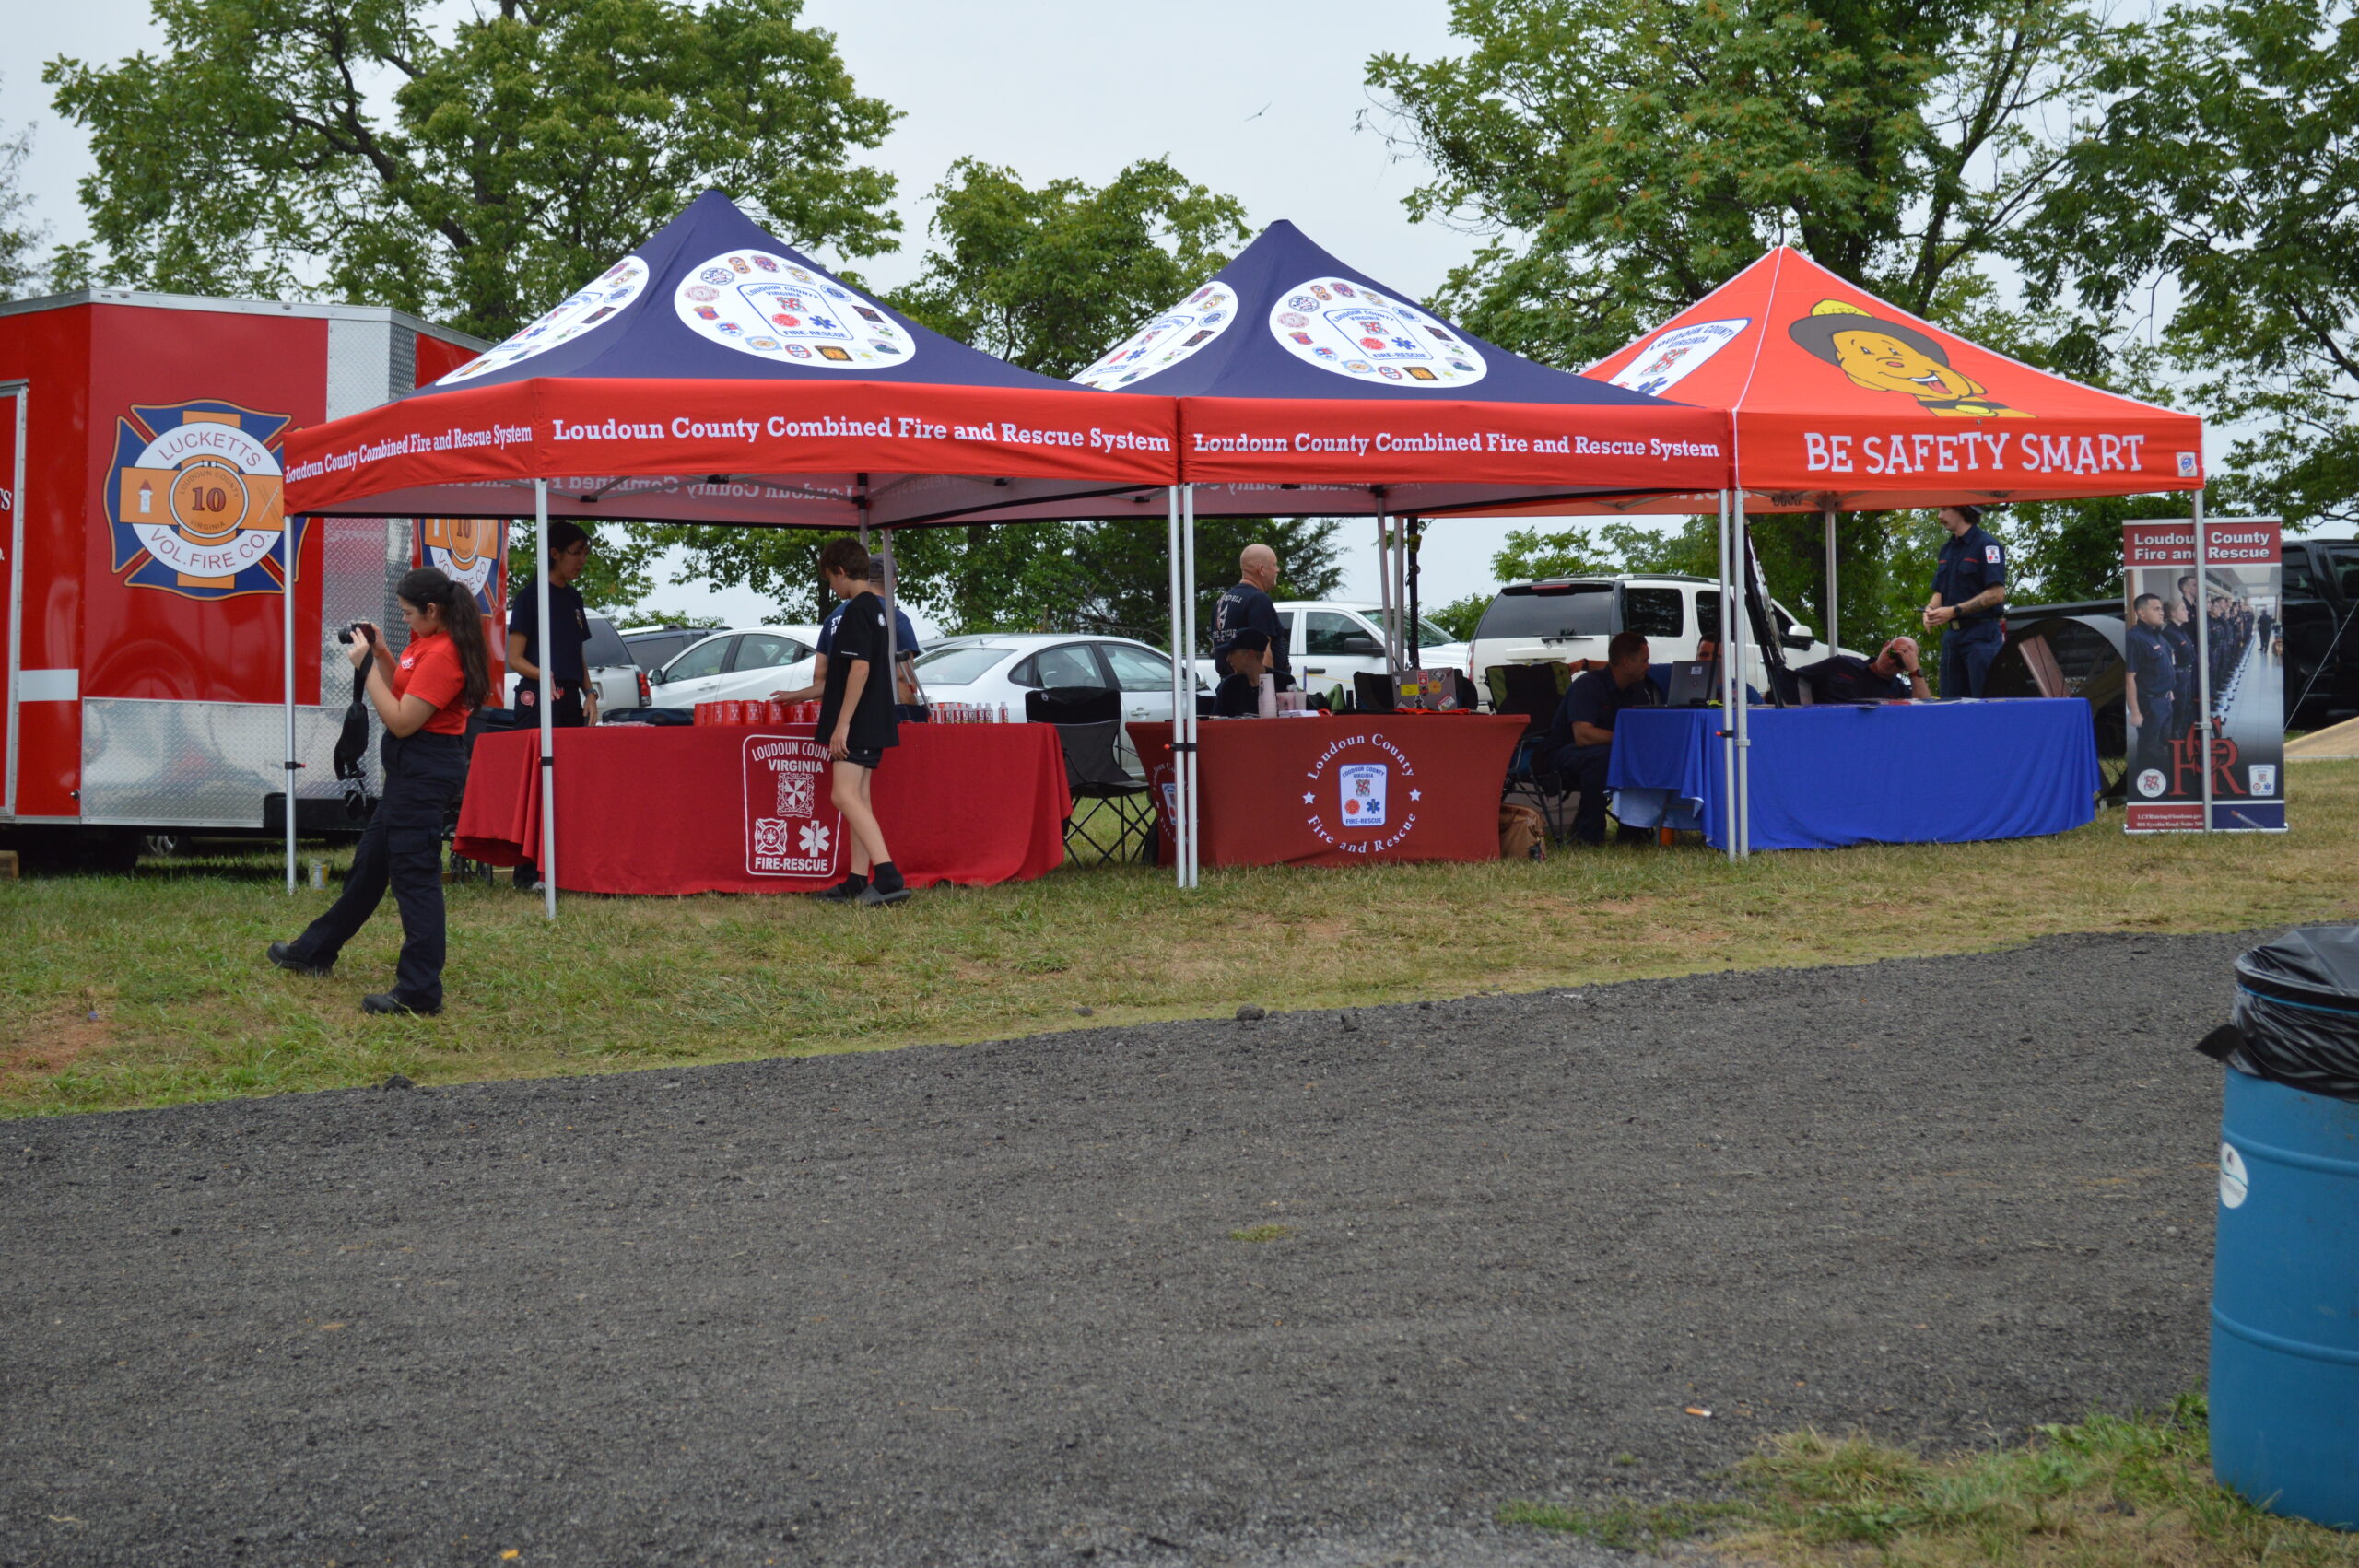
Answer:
[
  {"left": 108, "top": 400, "right": 299, "bottom": 597},
  {"left": 1787, "top": 300, "right": 2031, "bottom": 418}
]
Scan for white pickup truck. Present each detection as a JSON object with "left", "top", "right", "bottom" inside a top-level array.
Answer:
[{"left": 1466, "top": 573, "right": 1848, "bottom": 702}]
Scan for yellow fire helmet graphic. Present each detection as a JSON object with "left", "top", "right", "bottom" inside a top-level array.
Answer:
[{"left": 1786, "top": 300, "right": 2031, "bottom": 419}]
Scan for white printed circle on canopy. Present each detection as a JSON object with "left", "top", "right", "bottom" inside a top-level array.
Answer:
[
  {"left": 1267, "top": 277, "right": 1486, "bottom": 388},
  {"left": 673, "top": 250, "right": 914, "bottom": 369},
  {"left": 439, "top": 258, "right": 650, "bottom": 385},
  {"left": 1072, "top": 283, "right": 1238, "bottom": 389}
]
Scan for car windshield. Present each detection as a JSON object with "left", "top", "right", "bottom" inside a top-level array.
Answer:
[
  {"left": 1372, "top": 609, "right": 1455, "bottom": 647},
  {"left": 1476, "top": 584, "right": 1614, "bottom": 641},
  {"left": 912, "top": 644, "right": 1014, "bottom": 686}
]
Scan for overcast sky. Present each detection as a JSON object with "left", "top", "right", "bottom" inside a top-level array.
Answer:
[{"left": 4, "top": 1, "right": 1696, "bottom": 636}]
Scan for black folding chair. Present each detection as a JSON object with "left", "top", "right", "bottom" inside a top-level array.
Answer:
[
  {"left": 1024, "top": 686, "right": 1155, "bottom": 865},
  {"left": 1495, "top": 662, "right": 1578, "bottom": 839}
]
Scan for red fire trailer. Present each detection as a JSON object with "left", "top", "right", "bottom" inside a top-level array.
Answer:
[{"left": 0, "top": 289, "right": 489, "bottom": 869}]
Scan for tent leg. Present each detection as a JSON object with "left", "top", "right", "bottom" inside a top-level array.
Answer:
[
  {"left": 1167, "top": 486, "right": 1185, "bottom": 888},
  {"left": 879, "top": 527, "right": 898, "bottom": 683},
  {"left": 1732, "top": 495, "right": 1752, "bottom": 860},
  {"left": 1182, "top": 483, "right": 1199, "bottom": 890},
  {"left": 1406, "top": 516, "right": 1422, "bottom": 672},
  {"left": 535, "top": 480, "right": 557, "bottom": 921},
  {"left": 1823, "top": 505, "right": 1838, "bottom": 655},
  {"left": 2194, "top": 488, "right": 2212, "bottom": 832},
  {"left": 285, "top": 513, "right": 299, "bottom": 894},
  {"left": 1726, "top": 490, "right": 1745, "bottom": 862}
]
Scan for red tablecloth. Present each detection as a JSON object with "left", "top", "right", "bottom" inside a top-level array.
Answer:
[
  {"left": 455, "top": 723, "right": 1072, "bottom": 895},
  {"left": 1128, "top": 714, "right": 1527, "bottom": 868}
]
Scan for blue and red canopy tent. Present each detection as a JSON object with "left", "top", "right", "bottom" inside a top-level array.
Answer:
[
  {"left": 1067, "top": 220, "right": 1733, "bottom": 883},
  {"left": 283, "top": 191, "right": 1180, "bottom": 911}
]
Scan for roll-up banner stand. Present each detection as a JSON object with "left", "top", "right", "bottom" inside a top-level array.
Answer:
[{"left": 2122, "top": 516, "right": 2285, "bottom": 833}]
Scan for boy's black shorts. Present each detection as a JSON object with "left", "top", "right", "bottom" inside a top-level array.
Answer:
[{"left": 840, "top": 746, "right": 884, "bottom": 769}]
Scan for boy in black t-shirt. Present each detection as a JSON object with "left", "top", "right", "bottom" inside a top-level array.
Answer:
[{"left": 812, "top": 538, "right": 908, "bottom": 906}]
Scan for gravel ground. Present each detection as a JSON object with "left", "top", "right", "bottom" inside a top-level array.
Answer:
[{"left": 0, "top": 930, "right": 2249, "bottom": 1568}]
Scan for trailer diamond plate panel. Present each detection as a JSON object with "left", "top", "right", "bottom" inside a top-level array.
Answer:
[{"left": 81, "top": 698, "right": 358, "bottom": 828}]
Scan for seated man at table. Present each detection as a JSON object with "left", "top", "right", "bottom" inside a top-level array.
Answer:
[
  {"left": 1547, "top": 629, "right": 1659, "bottom": 845},
  {"left": 1794, "top": 637, "right": 1933, "bottom": 703},
  {"left": 1214, "top": 627, "right": 1296, "bottom": 717}
]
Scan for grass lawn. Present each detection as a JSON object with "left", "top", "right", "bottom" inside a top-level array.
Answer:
[
  {"left": 6, "top": 761, "right": 2355, "bottom": 1117},
  {"left": 1504, "top": 1398, "right": 2359, "bottom": 1565}
]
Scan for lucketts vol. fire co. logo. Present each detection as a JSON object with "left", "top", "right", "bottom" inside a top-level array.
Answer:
[
  {"left": 1305, "top": 731, "right": 1421, "bottom": 853},
  {"left": 109, "top": 399, "right": 299, "bottom": 598}
]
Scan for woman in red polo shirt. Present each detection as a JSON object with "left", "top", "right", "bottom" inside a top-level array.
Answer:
[{"left": 267, "top": 566, "right": 492, "bottom": 1015}]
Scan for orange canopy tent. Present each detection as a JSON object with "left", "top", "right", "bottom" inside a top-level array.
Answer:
[
  {"left": 1573, "top": 245, "right": 2207, "bottom": 516},
  {"left": 1454, "top": 248, "right": 2209, "bottom": 857}
]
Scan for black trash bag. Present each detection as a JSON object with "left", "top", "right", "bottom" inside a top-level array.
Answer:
[
  {"left": 2196, "top": 924, "right": 2359, "bottom": 1103},
  {"left": 332, "top": 663, "right": 371, "bottom": 819}
]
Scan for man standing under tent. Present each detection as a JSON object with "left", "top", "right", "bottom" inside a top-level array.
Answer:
[
  {"left": 1212, "top": 544, "right": 1291, "bottom": 685},
  {"left": 1920, "top": 505, "right": 2008, "bottom": 698},
  {"left": 507, "top": 520, "right": 596, "bottom": 892},
  {"left": 772, "top": 555, "right": 925, "bottom": 718}
]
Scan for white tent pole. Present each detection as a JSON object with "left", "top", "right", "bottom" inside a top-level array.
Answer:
[
  {"left": 1182, "top": 483, "right": 1200, "bottom": 889},
  {"left": 283, "top": 512, "right": 299, "bottom": 894},
  {"left": 534, "top": 480, "right": 557, "bottom": 920},
  {"left": 1167, "top": 485, "right": 1185, "bottom": 888},
  {"left": 1734, "top": 499, "right": 1753, "bottom": 860},
  {"left": 1823, "top": 505, "right": 1839, "bottom": 655},
  {"left": 879, "top": 527, "right": 899, "bottom": 693},
  {"left": 2194, "top": 487, "right": 2212, "bottom": 832},
  {"left": 1726, "top": 486, "right": 1745, "bottom": 858}
]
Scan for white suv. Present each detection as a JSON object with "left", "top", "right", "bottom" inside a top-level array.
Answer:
[{"left": 1466, "top": 574, "right": 1842, "bottom": 703}]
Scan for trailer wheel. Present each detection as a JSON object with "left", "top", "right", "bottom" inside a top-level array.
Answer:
[{"left": 142, "top": 833, "right": 184, "bottom": 858}]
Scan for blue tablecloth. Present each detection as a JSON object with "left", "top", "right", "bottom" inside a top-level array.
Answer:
[{"left": 1607, "top": 700, "right": 2100, "bottom": 850}]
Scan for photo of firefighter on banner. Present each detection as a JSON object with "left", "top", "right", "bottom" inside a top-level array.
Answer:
[{"left": 2122, "top": 518, "right": 2286, "bottom": 833}]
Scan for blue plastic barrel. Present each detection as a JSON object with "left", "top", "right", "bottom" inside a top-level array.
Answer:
[{"left": 2210, "top": 1067, "right": 2359, "bottom": 1528}]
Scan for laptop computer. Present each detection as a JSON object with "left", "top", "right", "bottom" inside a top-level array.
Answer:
[{"left": 1665, "top": 659, "right": 1717, "bottom": 708}]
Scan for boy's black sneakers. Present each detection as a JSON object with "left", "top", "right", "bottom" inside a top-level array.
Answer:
[
  {"left": 816, "top": 874, "right": 868, "bottom": 903},
  {"left": 858, "top": 883, "right": 911, "bottom": 907}
]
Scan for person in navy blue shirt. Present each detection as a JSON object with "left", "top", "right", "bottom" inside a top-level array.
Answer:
[
  {"left": 1211, "top": 543, "right": 1291, "bottom": 684},
  {"left": 1921, "top": 504, "right": 2007, "bottom": 697},
  {"left": 771, "top": 556, "right": 924, "bottom": 717},
  {"left": 2163, "top": 599, "right": 2199, "bottom": 741},
  {"left": 2124, "top": 593, "right": 2178, "bottom": 778},
  {"left": 1545, "top": 629, "right": 1658, "bottom": 846}
]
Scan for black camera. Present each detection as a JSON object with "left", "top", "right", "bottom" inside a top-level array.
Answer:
[{"left": 334, "top": 624, "right": 376, "bottom": 647}]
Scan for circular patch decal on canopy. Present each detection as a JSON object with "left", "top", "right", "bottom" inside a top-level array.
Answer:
[
  {"left": 1267, "top": 277, "right": 1485, "bottom": 388},
  {"left": 1072, "top": 283, "right": 1238, "bottom": 389},
  {"left": 439, "top": 258, "right": 650, "bottom": 385},
  {"left": 672, "top": 250, "right": 914, "bottom": 369}
]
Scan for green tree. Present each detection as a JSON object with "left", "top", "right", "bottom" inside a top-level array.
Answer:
[
  {"left": 1365, "top": 0, "right": 2115, "bottom": 369},
  {"left": 0, "top": 85, "right": 43, "bottom": 299},
  {"left": 648, "top": 157, "right": 1342, "bottom": 646},
  {"left": 2022, "top": 0, "right": 2359, "bottom": 526},
  {"left": 1366, "top": 0, "right": 2128, "bottom": 657},
  {"left": 46, "top": 0, "right": 899, "bottom": 340}
]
